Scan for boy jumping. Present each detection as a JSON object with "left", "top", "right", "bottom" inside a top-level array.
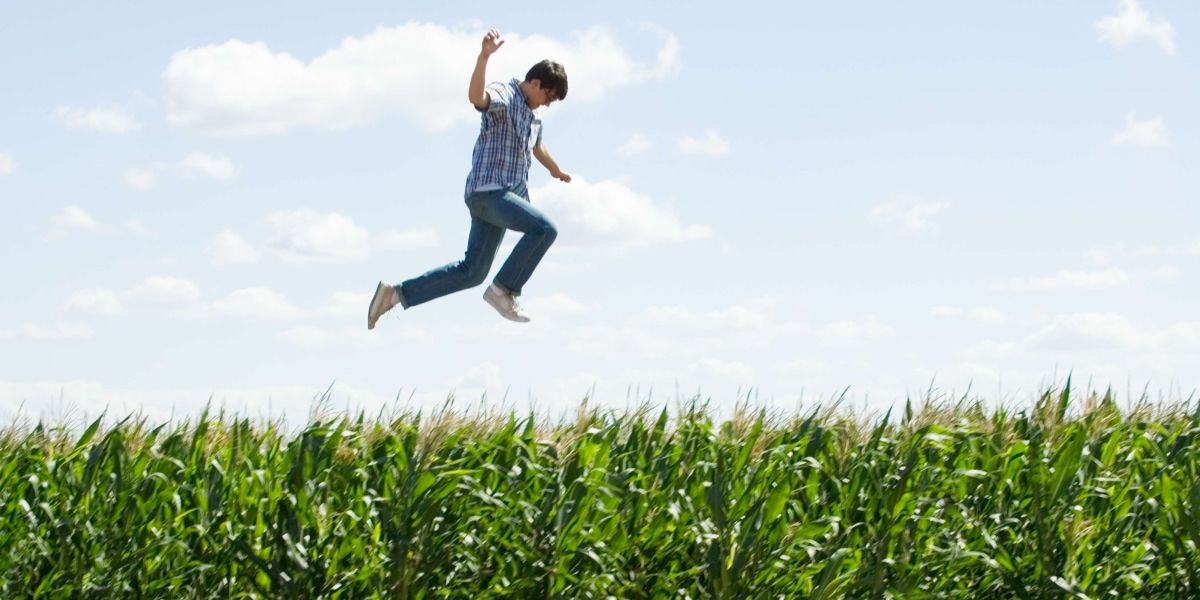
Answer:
[{"left": 368, "top": 28, "right": 571, "bottom": 328}]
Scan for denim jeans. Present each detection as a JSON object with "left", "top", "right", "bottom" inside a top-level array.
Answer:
[{"left": 398, "top": 188, "right": 557, "bottom": 308}]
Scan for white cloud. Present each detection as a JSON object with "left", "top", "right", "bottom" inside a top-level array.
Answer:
[
  {"left": 1086, "top": 241, "right": 1200, "bottom": 266},
  {"left": 994, "top": 268, "right": 1130, "bottom": 292},
  {"left": 163, "top": 23, "right": 680, "bottom": 136},
  {"left": 64, "top": 289, "right": 124, "bottom": 316},
  {"left": 278, "top": 325, "right": 373, "bottom": 350},
  {"left": 617, "top": 132, "right": 653, "bottom": 156},
  {"left": 123, "top": 166, "right": 159, "bottom": 190},
  {"left": 637, "top": 296, "right": 782, "bottom": 332},
  {"left": 51, "top": 205, "right": 101, "bottom": 231},
  {"left": 820, "top": 315, "right": 894, "bottom": 345},
  {"left": 531, "top": 176, "right": 710, "bottom": 251},
  {"left": 931, "top": 305, "right": 1006, "bottom": 325},
  {"left": 1025, "top": 312, "right": 1199, "bottom": 353},
  {"left": 209, "top": 287, "right": 308, "bottom": 320},
  {"left": 280, "top": 323, "right": 431, "bottom": 350},
  {"left": 0, "top": 152, "right": 14, "bottom": 175},
  {"left": 566, "top": 322, "right": 688, "bottom": 360},
  {"left": 46, "top": 206, "right": 145, "bottom": 239},
  {"left": 1094, "top": 0, "right": 1176, "bottom": 56},
  {"left": 0, "top": 380, "right": 426, "bottom": 425},
  {"left": 1110, "top": 112, "right": 1169, "bottom": 148},
  {"left": 125, "top": 276, "right": 201, "bottom": 303},
  {"left": 872, "top": 197, "right": 951, "bottom": 232},
  {"left": 53, "top": 105, "right": 143, "bottom": 134},
  {"left": 524, "top": 293, "right": 589, "bottom": 317},
  {"left": 316, "top": 291, "right": 368, "bottom": 319},
  {"left": 210, "top": 230, "right": 261, "bottom": 264},
  {"left": 677, "top": 129, "right": 730, "bottom": 155},
  {"left": 776, "top": 358, "right": 833, "bottom": 377},
  {"left": 1150, "top": 265, "right": 1181, "bottom": 280},
  {"left": 22, "top": 321, "right": 94, "bottom": 341},
  {"left": 373, "top": 228, "right": 440, "bottom": 250},
  {"left": 179, "top": 152, "right": 238, "bottom": 180},
  {"left": 124, "top": 219, "right": 150, "bottom": 235},
  {"left": 688, "top": 358, "right": 755, "bottom": 382},
  {"left": 450, "top": 361, "right": 504, "bottom": 390},
  {"left": 47, "top": 205, "right": 105, "bottom": 239},
  {"left": 267, "top": 209, "right": 371, "bottom": 264}
]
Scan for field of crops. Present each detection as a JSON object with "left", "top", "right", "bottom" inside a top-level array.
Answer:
[{"left": 2, "top": 383, "right": 1197, "bottom": 598}]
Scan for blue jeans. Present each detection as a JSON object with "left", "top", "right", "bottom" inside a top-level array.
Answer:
[{"left": 398, "top": 189, "right": 557, "bottom": 308}]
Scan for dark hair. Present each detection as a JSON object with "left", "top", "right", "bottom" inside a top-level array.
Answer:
[{"left": 525, "top": 60, "right": 568, "bottom": 101}]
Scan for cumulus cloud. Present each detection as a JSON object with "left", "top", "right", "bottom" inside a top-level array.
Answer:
[
  {"left": 315, "top": 292, "right": 368, "bottom": 319},
  {"left": 930, "top": 305, "right": 1006, "bottom": 325},
  {"left": 688, "top": 358, "right": 755, "bottom": 382},
  {"left": 450, "top": 361, "right": 504, "bottom": 390},
  {"left": 63, "top": 277, "right": 200, "bottom": 317},
  {"left": 125, "top": 276, "right": 201, "bottom": 303},
  {"left": 1110, "top": 112, "right": 1169, "bottom": 148},
  {"left": 163, "top": 22, "right": 680, "bottom": 136},
  {"left": 872, "top": 197, "right": 951, "bottom": 232},
  {"left": 373, "top": 228, "right": 440, "bottom": 250},
  {"left": 280, "top": 322, "right": 431, "bottom": 350},
  {"left": 124, "top": 153, "right": 239, "bottom": 189},
  {"left": 122, "top": 167, "right": 159, "bottom": 190},
  {"left": 994, "top": 268, "right": 1130, "bottom": 292},
  {"left": 46, "top": 205, "right": 147, "bottom": 239},
  {"left": 53, "top": 105, "right": 143, "bottom": 134},
  {"left": 0, "top": 152, "right": 14, "bottom": 176},
  {"left": 210, "top": 229, "right": 261, "bottom": 264},
  {"left": 64, "top": 289, "right": 124, "bottom": 316},
  {"left": 179, "top": 152, "right": 238, "bottom": 180},
  {"left": 524, "top": 293, "right": 590, "bottom": 317},
  {"left": 208, "top": 287, "right": 309, "bottom": 320},
  {"left": 21, "top": 322, "right": 94, "bottom": 341},
  {"left": 50, "top": 205, "right": 101, "bottom": 233},
  {"left": 267, "top": 209, "right": 371, "bottom": 264},
  {"left": 617, "top": 133, "right": 653, "bottom": 156},
  {"left": 279, "top": 325, "right": 373, "bottom": 350},
  {"left": 1024, "top": 312, "right": 1199, "bottom": 353},
  {"left": 214, "top": 214, "right": 435, "bottom": 265},
  {"left": 531, "top": 176, "right": 710, "bottom": 252},
  {"left": 636, "top": 296, "right": 782, "bottom": 332},
  {"left": 1094, "top": 0, "right": 1176, "bottom": 56},
  {"left": 820, "top": 315, "right": 894, "bottom": 345},
  {"left": 677, "top": 129, "right": 730, "bottom": 155}
]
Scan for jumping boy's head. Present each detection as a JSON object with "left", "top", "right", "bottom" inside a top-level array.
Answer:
[{"left": 520, "top": 60, "right": 568, "bottom": 109}]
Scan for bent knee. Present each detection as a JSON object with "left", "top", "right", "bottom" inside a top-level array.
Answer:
[
  {"left": 464, "top": 268, "right": 489, "bottom": 288},
  {"left": 540, "top": 221, "right": 558, "bottom": 242}
]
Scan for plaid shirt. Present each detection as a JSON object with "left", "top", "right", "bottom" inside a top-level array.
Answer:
[{"left": 464, "top": 79, "right": 543, "bottom": 200}]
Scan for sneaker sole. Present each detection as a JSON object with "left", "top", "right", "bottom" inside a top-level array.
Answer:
[
  {"left": 483, "top": 289, "right": 531, "bottom": 323},
  {"left": 367, "top": 281, "right": 390, "bottom": 330}
]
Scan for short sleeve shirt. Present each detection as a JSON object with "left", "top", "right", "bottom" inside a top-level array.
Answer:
[{"left": 463, "top": 79, "right": 543, "bottom": 200}]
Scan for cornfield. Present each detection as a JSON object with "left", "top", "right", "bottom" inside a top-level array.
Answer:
[{"left": 2, "top": 382, "right": 1198, "bottom": 598}]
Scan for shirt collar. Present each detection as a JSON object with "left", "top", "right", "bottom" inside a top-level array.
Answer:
[{"left": 510, "top": 78, "right": 529, "bottom": 111}]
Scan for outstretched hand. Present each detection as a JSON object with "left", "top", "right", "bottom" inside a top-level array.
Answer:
[
  {"left": 552, "top": 170, "right": 572, "bottom": 183},
  {"left": 481, "top": 29, "right": 505, "bottom": 57}
]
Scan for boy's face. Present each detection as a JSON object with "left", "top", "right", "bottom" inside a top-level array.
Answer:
[{"left": 527, "top": 79, "right": 559, "bottom": 109}]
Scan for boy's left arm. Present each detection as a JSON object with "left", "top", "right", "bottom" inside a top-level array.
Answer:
[{"left": 533, "top": 143, "right": 571, "bottom": 183}]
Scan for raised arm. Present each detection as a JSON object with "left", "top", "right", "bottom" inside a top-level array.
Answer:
[
  {"left": 534, "top": 143, "right": 571, "bottom": 183},
  {"left": 469, "top": 29, "right": 504, "bottom": 110}
]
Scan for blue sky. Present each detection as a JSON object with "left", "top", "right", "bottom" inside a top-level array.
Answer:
[{"left": 2, "top": 1, "right": 1196, "bottom": 423}]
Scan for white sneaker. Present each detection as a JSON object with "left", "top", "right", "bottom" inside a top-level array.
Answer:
[
  {"left": 483, "top": 283, "right": 531, "bottom": 323},
  {"left": 367, "top": 281, "right": 398, "bottom": 330}
]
